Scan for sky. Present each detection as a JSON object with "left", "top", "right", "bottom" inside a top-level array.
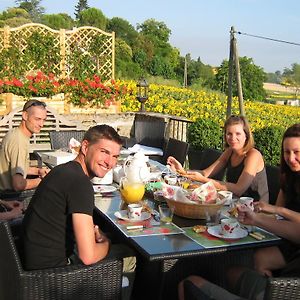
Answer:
[{"left": 1, "top": 0, "right": 300, "bottom": 73}]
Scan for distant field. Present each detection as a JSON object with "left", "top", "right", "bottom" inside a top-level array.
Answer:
[{"left": 263, "top": 83, "right": 296, "bottom": 93}]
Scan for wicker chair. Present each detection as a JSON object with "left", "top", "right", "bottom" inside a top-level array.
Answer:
[
  {"left": 159, "top": 138, "right": 189, "bottom": 166},
  {"left": 266, "top": 165, "right": 280, "bottom": 205},
  {"left": 264, "top": 277, "right": 300, "bottom": 300},
  {"left": 122, "top": 114, "right": 168, "bottom": 150},
  {"left": 182, "top": 270, "right": 300, "bottom": 300},
  {"left": 198, "top": 149, "right": 225, "bottom": 181},
  {"left": 0, "top": 221, "right": 123, "bottom": 300},
  {"left": 49, "top": 130, "right": 86, "bottom": 150}
]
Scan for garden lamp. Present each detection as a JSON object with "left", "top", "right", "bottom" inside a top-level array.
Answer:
[{"left": 136, "top": 78, "right": 149, "bottom": 111}]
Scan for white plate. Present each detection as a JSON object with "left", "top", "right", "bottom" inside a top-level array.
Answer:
[
  {"left": 114, "top": 210, "right": 151, "bottom": 222},
  {"left": 93, "top": 185, "right": 117, "bottom": 194},
  {"left": 207, "top": 225, "right": 248, "bottom": 240}
]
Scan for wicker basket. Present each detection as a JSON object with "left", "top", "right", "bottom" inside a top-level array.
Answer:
[{"left": 166, "top": 198, "right": 225, "bottom": 219}]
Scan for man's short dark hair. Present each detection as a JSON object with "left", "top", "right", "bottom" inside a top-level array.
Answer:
[
  {"left": 83, "top": 124, "right": 122, "bottom": 146},
  {"left": 23, "top": 100, "right": 47, "bottom": 111}
]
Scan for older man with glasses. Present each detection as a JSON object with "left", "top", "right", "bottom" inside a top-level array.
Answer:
[{"left": 0, "top": 100, "right": 49, "bottom": 198}]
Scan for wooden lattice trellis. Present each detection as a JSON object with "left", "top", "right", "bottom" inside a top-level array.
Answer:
[{"left": 0, "top": 23, "right": 115, "bottom": 79}]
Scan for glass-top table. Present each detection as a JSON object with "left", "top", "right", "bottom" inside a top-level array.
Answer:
[
  {"left": 94, "top": 191, "right": 280, "bottom": 261},
  {"left": 94, "top": 189, "right": 281, "bottom": 300}
]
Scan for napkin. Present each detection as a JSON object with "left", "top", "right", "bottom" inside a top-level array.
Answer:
[
  {"left": 126, "top": 144, "right": 163, "bottom": 156},
  {"left": 190, "top": 181, "right": 218, "bottom": 204},
  {"left": 69, "top": 138, "right": 81, "bottom": 154}
]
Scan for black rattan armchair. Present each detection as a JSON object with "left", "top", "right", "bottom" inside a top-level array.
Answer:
[
  {"left": 159, "top": 138, "right": 189, "bottom": 166},
  {"left": 0, "top": 221, "right": 123, "bottom": 300},
  {"left": 182, "top": 272, "right": 300, "bottom": 300},
  {"left": 264, "top": 277, "right": 300, "bottom": 300},
  {"left": 49, "top": 130, "right": 86, "bottom": 150}
]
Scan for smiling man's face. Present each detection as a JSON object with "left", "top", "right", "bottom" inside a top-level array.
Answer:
[{"left": 82, "top": 138, "right": 121, "bottom": 178}]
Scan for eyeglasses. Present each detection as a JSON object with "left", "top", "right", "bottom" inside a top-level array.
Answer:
[{"left": 23, "top": 100, "right": 46, "bottom": 111}]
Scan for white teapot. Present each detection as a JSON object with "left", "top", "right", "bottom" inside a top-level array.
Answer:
[{"left": 123, "top": 152, "right": 150, "bottom": 183}]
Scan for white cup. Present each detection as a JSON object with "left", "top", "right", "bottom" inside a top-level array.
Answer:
[
  {"left": 218, "top": 191, "right": 233, "bottom": 205},
  {"left": 239, "top": 197, "right": 254, "bottom": 211},
  {"left": 127, "top": 204, "right": 143, "bottom": 220},
  {"left": 221, "top": 218, "right": 240, "bottom": 236},
  {"left": 164, "top": 175, "right": 177, "bottom": 185}
]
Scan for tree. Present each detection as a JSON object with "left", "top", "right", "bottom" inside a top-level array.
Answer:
[
  {"left": 214, "top": 56, "right": 267, "bottom": 101},
  {"left": 78, "top": 8, "right": 106, "bottom": 30},
  {"left": 41, "top": 13, "right": 75, "bottom": 30},
  {"left": 15, "top": 0, "right": 44, "bottom": 22},
  {"left": 282, "top": 63, "right": 300, "bottom": 97},
  {"left": 0, "top": 7, "right": 32, "bottom": 27},
  {"left": 137, "top": 19, "right": 171, "bottom": 44},
  {"left": 74, "top": 0, "right": 89, "bottom": 20},
  {"left": 266, "top": 71, "right": 281, "bottom": 84},
  {"left": 107, "top": 17, "right": 138, "bottom": 47}
]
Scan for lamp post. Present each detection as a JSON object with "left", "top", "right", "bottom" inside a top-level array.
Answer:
[{"left": 136, "top": 78, "right": 149, "bottom": 112}]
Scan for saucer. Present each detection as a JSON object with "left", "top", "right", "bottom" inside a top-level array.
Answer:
[
  {"left": 93, "top": 185, "right": 117, "bottom": 194},
  {"left": 207, "top": 225, "right": 248, "bottom": 240},
  {"left": 114, "top": 210, "right": 151, "bottom": 222}
]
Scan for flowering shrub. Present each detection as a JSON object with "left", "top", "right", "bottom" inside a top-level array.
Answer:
[
  {"left": 0, "top": 72, "right": 127, "bottom": 107},
  {"left": 64, "top": 75, "right": 127, "bottom": 107},
  {"left": 0, "top": 72, "right": 61, "bottom": 98},
  {"left": 120, "top": 80, "right": 300, "bottom": 165}
]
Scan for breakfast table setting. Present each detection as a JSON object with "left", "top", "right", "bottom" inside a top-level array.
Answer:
[{"left": 91, "top": 151, "right": 282, "bottom": 300}]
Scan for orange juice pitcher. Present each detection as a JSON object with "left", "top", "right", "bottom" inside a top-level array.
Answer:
[{"left": 120, "top": 177, "right": 145, "bottom": 204}]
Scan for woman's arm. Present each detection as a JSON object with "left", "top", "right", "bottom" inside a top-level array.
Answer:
[
  {"left": 185, "top": 149, "right": 263, "bottom": 195},
  {"left": 238, "top": 206, "right": 300, "bottom": 244},
  {"left": 171, "top": 149, "right": 230, "bottom": 183},
  {"left": 275, "top": 189, "right": 286, "bottom": 207}
]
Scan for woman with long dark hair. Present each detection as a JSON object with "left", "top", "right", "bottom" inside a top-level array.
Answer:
[{"left": 254, "top": 123, "right": 300, "bottom": 276}]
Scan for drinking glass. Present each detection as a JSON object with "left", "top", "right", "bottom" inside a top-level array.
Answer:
[{"left": 159, "top": 203, "right": 174, "bottom": 224}]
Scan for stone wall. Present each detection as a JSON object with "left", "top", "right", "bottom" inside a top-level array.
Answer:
[{"left": 66, "top": 112, "right": 136, "bottom": 138}]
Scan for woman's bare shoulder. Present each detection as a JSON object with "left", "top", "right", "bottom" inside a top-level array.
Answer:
[{"left": 245, "top": 148, "right": 264, "bottom": 163}]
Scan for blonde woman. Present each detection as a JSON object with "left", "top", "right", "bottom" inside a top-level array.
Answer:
[{"left": 168, "top": 115, "right": 268, "bottom": 202}]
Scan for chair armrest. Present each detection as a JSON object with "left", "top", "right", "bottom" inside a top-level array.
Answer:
[
  {"left": 121, "top": 137, "right": 137, "bottom": 148},
  {"left": 264, "top": 277, "right": 300, "bottom": 300},
  {"left": 20, "top": 258, "right": 123, "bottom": 300}
]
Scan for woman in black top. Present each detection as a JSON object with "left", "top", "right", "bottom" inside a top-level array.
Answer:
[
  {"left": 254, "top": 123, "right": 300, "bottom": 276},
  {"left": 168, "top": 115, "right": 268, "bottom": 202}
]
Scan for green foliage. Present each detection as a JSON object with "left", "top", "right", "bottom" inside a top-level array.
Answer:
[
  {"left": 187, "top": 118, "right": 223, "bottom": 151},
  {"left": 0, "top": 47, "right": 24, "bottom": 77},
  {"left": 115, "top": 38, "right": 133, "bottom": 62},
  {"left": 67, "top": 34, "right": 111, "bottom": 80},
  {"left": 107, "top": 17, "right": 138, "bottom": 47},
  {"left": 115, "top": 60, "right": 143, "bottom": 80},
  {"left": 149, "top": 56, "right": 175, "bottom": 78},
  {"left": 41, "top": 13, "right": 75, "bottom": 30},
  {"left": 75, "top": 0, "right": 89, "bottom": 20},
  {"left": 253, "top": 126, "right": 285, "bottom": 166},
  {"left": 78, "top": 7, "right": 106, "bottom": 29},
  {"left": 147, "top": 76, "right": 181, "bottom": 87},
  {"left": 15, "top": 0, "right": 45, "bottom": 22},
  {"left": 214, "top": 56, "right": 267, "bottom": 101},
  {"left": 0, "top": 8, "right": 32, "bottom": 27},
  {"left": 22, "top": 31, "right": 60, "bottom": 75},
  {"left": 266, "top": 72, "right": 281, "bottom": 84},
  {"left": 137, "top": 18, "right": 171, "bottom": 43}
]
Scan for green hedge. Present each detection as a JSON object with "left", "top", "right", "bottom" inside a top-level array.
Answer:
[
  {"left": 253, "top": 126, "right": 285, "bottom": 166},
  {"left": 187, "top": 118, "right": 223, "bottom": 151},
  {"left": 187, "top": 119, "right": 285, "bottom": 166}
]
